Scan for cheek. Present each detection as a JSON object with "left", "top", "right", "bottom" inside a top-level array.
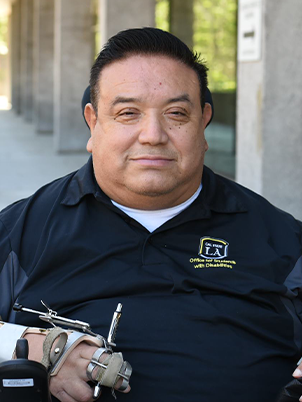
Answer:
[
  {"left": 178, "top": 138, "right": 206, "bottom": 175},
  {"left": 91, "top": 132, "right": 130, "bottom": 171},
  {"left": 96, "top": 124, "right": 136, "bottom": 151},
  {"left": 175, "top": 131, "right": 204, "bottom": 158},
  {"left": 91, "top": 126, "right": 115, "bottom": 153}
]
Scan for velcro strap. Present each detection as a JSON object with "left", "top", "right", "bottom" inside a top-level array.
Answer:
[
  {"left": 94, "top": 352, "right": 124, "bottom": 388},
  {"left": 41, "top": 327, "right": 68, "bottom": 369}
]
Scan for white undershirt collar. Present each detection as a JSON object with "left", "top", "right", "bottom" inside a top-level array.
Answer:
[{"left": 111, "top": 184, "right": 202, "bottom": 232}]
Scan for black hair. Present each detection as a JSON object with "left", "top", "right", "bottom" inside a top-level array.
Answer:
[{"left": 90, "top": 27, "right": 208, "bottom": 114}]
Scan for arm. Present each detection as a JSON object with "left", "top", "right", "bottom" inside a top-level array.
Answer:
[
  {"left": 0, "top": 212, "right": 131, "bottom": 401},
  {"left": 24, "top": 332, "right": 130, "bottom": 402},
  {"left": 0, "top": 322, "right": 130, "bottom": 402}
]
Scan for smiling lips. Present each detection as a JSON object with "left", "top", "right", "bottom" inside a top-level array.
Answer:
[{"left": 130, "top": 155, "right": 175, "bottom": 167}]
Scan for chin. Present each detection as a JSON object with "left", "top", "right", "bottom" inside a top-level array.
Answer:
[{"left": 126, "top": 182, "right": 176, "bottom": 198}]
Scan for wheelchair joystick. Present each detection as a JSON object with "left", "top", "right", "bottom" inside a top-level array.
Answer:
[{"left": 0, "top": 338, "right": 51, "bottom": 402}]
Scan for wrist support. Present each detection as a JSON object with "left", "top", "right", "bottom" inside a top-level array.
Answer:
[
  {"left": 0, "top": 321, "right": 131, "bottom": 393},
  {"left": 0, "top": 321, "right": 47, "bottom": 362}
]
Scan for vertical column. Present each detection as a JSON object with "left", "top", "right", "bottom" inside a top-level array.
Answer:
[
  {"left": 6, "top": 12, "right": 11, "bottom": 107},
  {"left": 20, "top": 0, "right": 34, "bottom": 121},
  {"left": 11, "top": 0, "right": 21, "bottom": 113},
  {"left": 169, "top": 0, "right": 194, "bottom": 49},
  {"left": 33, "top": 0, "right": 54, "bottom": 133},
  {"left": 54, "top": 0, "right": 94, "bottom": 152},
  {"left": 100, "top": 0, "right": 155, "bottom": 47},
  {"left": 236, "top": 0, "right": 302, "bottom": 220}
]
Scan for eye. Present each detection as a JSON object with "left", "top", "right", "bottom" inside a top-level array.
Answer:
[
  {"left": 165, "top": 107, "right": 189, "bottom": 121},
  {"left": 170, "top": 110, "right": 186, "bottom": 116},
  {"left": 115, "top": 108, "right": 141, "bottom": 122},
  {"left": 120, "top": 111, "right": 136, "bottom": 116}
]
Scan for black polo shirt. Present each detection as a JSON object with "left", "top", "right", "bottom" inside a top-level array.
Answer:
[{"left": 1, "top": 157, "right": 302, "bottom": 402}]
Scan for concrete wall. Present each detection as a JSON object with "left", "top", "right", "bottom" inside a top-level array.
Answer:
[
  {"left": 170, "top": 0, "right": 194, "bottom": 49},
  {"left": 11, "top": 0, "right": 21, "bottom": 113},
  {"left": 100, "top": 0, "right": 155, "bottom": 46},
  {"left": 236, "top": 0, "right": 302, "bottom": 220},
  {"left": 236, "top": 62, "right": 263, "bottom": 194},
  {"left": 20, "top": 0, "right": 34, "bottom": 121},
  {"left": 33, "top": 0, "right": 54, "bottom": 133},
  {"left": 53, "top": 0, "right": 93, "bottom": 152},
  {"left": 262, "top": 1, "right": 302, "bottom": 220}
]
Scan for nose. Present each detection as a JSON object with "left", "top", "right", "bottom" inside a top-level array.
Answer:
[{"left": 138, "top": 114, "right": 168, "bottom": 145}]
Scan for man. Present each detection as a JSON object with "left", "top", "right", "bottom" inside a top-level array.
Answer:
[{"left": 0, "top": 27, "right": 302, "bottom": 402}]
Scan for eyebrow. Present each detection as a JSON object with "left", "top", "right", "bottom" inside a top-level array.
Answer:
[
  {"left": 110, "top": 93, "right": 193, "bottom": 108},
  {"left": 111, "top": 97, "right": 142, "bottom": 107},
  {"left": 166, "top": 94, "right": 193, "bottom": 106}
]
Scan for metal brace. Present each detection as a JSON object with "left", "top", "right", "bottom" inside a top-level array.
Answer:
[
  {"left": 13, "top": 301, "right": 127, "bottom": 398},
  {"left": 13, "top": 300, "right": 123, "bottom": 349}
]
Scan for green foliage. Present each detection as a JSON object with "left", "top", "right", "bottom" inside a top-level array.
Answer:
[
  {"left": 194, "top": 0, "right": 237, "bottom": 91},
  {"left": 155, "top": 0, "right": 170, "bottom": 32},
  {"left": 0, "top": 15, "right": 8, "bottom": 47},
  {"left": 92, "top": 0, "right": 101, "bottom": 59},
  {"left": 156, "top": 0, "right": 237, "bottom": 92}
]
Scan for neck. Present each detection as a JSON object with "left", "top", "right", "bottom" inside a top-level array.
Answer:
[{"left": 101, "top": 184, "right": 201, "bottom": 210}]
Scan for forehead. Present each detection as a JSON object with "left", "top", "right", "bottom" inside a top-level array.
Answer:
[{"left": 97, "top": 54, "right": 200, "bottom": 103}]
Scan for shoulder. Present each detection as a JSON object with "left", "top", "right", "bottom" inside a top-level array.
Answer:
[
  {"left": 0, "top": 157, "right": 100, "bottom": 261},
  {"left": 203, "top": 166, "right": 302, "bottom": 235},
  {"left": 0, "top": 170, "right": 76, "bottom": 235},
  {"left": 0, "top": 168, "right": 83, "bottom": 284}
]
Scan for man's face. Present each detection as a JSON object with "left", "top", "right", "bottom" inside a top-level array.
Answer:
[{"left": 85, "top": 54, "right": 211, "bottom": 210}]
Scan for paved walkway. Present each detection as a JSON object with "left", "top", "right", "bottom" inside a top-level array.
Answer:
[{"left": 0, "top": 110, "right": 89, "bottom": 211}]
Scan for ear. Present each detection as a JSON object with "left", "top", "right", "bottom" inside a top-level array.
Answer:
[
  {"left": 204, "top": 139, "right": 209, "bottom": 153},
  {"left": 86, "top": 137, "right": 93, "bottom": 153},
  {"left": 84, "top": 103, "right": 97, "bottom": 154},
  {"left": 202, "top": 103, "right": 212, "bottom": 129},
  {"left": 84, "top": 103, "right": 97, "bottom": 130}
]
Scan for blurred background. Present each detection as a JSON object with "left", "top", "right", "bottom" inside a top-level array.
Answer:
[{"left": 0, "top": 0, "right": 301, "bottom": 220}]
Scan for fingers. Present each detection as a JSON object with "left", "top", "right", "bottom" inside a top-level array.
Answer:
[
  {"left": 292, "top": 362, "right": 302, "bottom": 402},
  {"left": 51, "top": 379, "right": 96, "bottom": 402},
  {"left": 113, "top": 373, "right": 131, "bottom": 393},
  {"left": 50, "top": 343, "right": 99, "bottom": 402},
  {"left": 292, "top": 362, "right": 302, "bottom": 379},
  {"left": 89, "top": 350, "right": 131, "bottom": 394},
  {"left": 49, "top": 341, "right": 131, "bottom": 402}
]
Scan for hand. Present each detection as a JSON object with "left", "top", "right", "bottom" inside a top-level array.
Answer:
[
  {"left": 292, "top": 361, "right": 302, "bottom": 402},
  {"left": 24, "top": 334, "right": 130, "bottom": 402}
]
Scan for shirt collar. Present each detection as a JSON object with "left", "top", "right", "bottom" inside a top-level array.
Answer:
[
  {"left": 200, "top": 166, "right": 248, "bottom": 213},
  {"left": 61, "top": 156, "right": 109, "bottom": 206},
  {"left": 61, "top": 157, "right": 247, "bottom": 214}
]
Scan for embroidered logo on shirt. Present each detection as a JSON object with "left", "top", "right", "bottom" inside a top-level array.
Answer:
[
  {"left": 188, "top": 236, "right": 236, "bottom": 269},
  {"left": 198, "top": 237, "right": 229, "bottom": 260}
]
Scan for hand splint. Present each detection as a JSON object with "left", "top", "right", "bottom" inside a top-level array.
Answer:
[{"left": 0, "top": 301, "right": 132, "bottom": 399}]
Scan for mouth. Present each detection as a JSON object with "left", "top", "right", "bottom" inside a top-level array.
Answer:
[{"left": 130, "top": 155, "right": 175, "bottom": 167}]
